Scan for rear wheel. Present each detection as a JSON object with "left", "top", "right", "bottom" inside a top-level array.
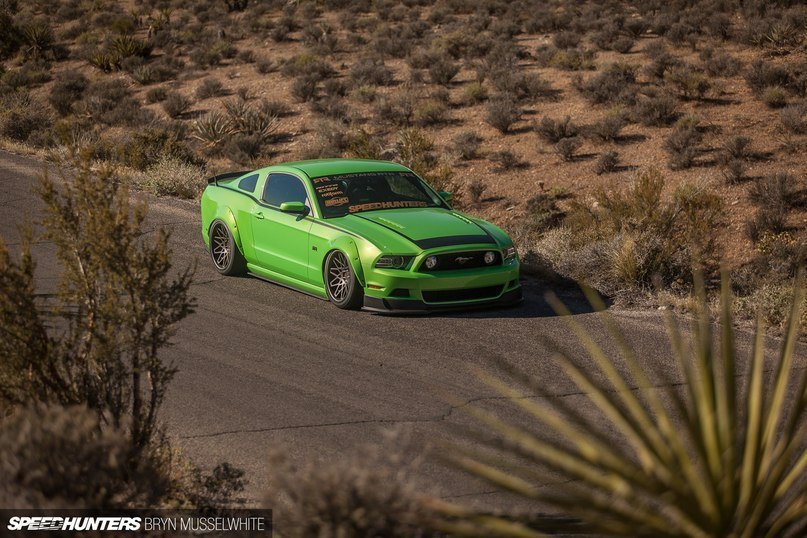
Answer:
[
  {"left": 324, "top": 250, "right": 363, "bottom": 310},
  {"left": 209, "top": 220, "right": 246, "bottom": 275}
]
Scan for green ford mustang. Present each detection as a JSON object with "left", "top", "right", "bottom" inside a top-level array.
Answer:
[{"left": 200, "top": 159, "right": 521, "bottom": 312}]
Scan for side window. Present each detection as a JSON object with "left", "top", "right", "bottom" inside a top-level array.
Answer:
[
  {"left": 262, "top": 173, "right": 309, "bottom": 207},
  {"left": 238, "top": 174, "right": 259, "bottom": 193}
]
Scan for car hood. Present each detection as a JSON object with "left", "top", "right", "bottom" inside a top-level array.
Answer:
[{"left": 331, "top": 208, "right": 499, "bottom": 251}]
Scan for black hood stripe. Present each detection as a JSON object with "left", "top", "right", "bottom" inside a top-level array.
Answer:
[{"left": 354, "top": 214, "right": 496, "bottom": 250}]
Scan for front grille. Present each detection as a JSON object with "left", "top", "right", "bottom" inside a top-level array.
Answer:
[
  {"left": 418, "top": 250, "right": 501, "bottom": 272},
  {"left": 422, "top": 285, "right": 503, "bottom": 303}
]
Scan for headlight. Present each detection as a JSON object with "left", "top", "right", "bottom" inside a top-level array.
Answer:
[
  {"left": 424, "top": 255, "right": 438, "bottom": 269},
  {"left": 484, "top": 251, "right": 497, "bottom": 265},
  {"left": 375, "top": 255, "right": 412, "bottom": 269},
  {"left": 504, "top": 246, "right": 517, "bottom": 260}
]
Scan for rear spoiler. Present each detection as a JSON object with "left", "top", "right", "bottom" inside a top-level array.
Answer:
[{"left": 206, "top": 171, "right": 250, "bottom": 186}]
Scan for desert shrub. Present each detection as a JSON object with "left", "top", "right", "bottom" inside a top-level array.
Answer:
[
  {"left": 490, "top": 150, "right": 526, "bottom": 170},
  {"left": 571, "top": 169, "right": 722, "bottom": 289},
  {"left": 259, "top": 99, "right": 290, "bottom": 118},
  {"left": 536, "top": 45, "right": 596, "bottom": 71},
  {"left": 428, "top": 54, "right": 460, "bottom": 86},
  {"left": 593, "top": 25, "right": 634, "bottom": 53},
  {"left": 576, "top": 63, "right": 638, "bottom": 105},
  {"left": 350, "top": 56, "right": 394, "bottom": 86},
  {"left": 79, "top": 79, "right": 150, "bottom": 126},
  {"left": 553, "top": 30, "right": 582, "bottom": 49},
  {"left": 0, "top": 93, "right": 53, "bottom": 147},
  {"left": 146, "top": 86, "right": 168, "bottom": 103},
  {"left": 0, "top": 159, "right": 194, "bottom": 451},
  {"left": 525, "top": 190, "right": 566, "bottom": 230},
  {"left": 632, "top": 93, "right": 679, "bottom": 126},
  {"left": 746, "top": 173, "right": 797, "bottom": 241},
  {"left": 489, "top": 69, "right": 553, "bottom": 101},
  {"left": 118, "top": 122, "right": 198, "bottom": 171},
  {"left": 746, "top": 59, "right": 790, "bottom": 94},
  {"left": 281, "top": 54, "right": 335, "bottom": 80},
  {"left": 463, "top": 81, "right": 487, "bottom": 104},
  {"left": 466, "top": 179, "right": 487, "bottom": 204},
  {"left": 311, "top": 94, "right": 350, "bottom": 121},
  {"left": 270, "top": 14, "right": 297, "bottom": 42},
  {"left": 1, "top": 60, "right": 52, "bottom": 90},
  {"left": 395, "top": 127, "right": 436, "bottom": 178},
  {"left": 134, "top": 155, "right": 206, "bottom": 199},
  {"left": 0, "top": 404, "right": 170, "bottom": 508},
  {"left": 323, "top": 79, "right": 348, "bottom": 98},
  {"left": 702, "top": 50, "right": 742, "bottom": 77},
  {"left": 291, "top": 74, "right": 319, "bottom": 102},
  {"left": 48, "top": 71, "right": 88, "bottom": 116},
  {"left": 611, "top": 36, "right": 636, "bottom": 54},
  {"left": 195, "top": 77, "right": 225, "bottom": 99},
  {"left": 256, "top": 55, "right": 275, "bottom": 74},
  {"left": 721, "top": 159, "right": 747, "bottom": 184},
  {"left": 644, "top": 50, "right": 680, "bottom": 80},
  {"left": 536, "top": 115, "right": 578, "bottom": 144},
  {"left": 485, "top": 94, "right": 520, "bottom": 134},
  {"left": 374, "top": 92, "right": 415, "bottom": 126},
  {"left": 780, "top": 102, "right": 807, "bottom": 134},
  {"left": 414, "top": 99, "right": 448, "bottom": 126},
  {"left": 547, "top": 47, "right": 597, "bottom": 71},
  {"left": 555, "top": 137, "right": 582, "bottom": 162},
  {"left": 452, "top": 130, "right": 482, "bottom": 160},
  {"left": 266, "top": 440, "right": 436, "bottom": 538},
  {"left": 595, "top": 150, "right": 619, "bottom": 174},
  {"left": 663, "top": 123, "right": 701, "bottom": 170},
  {"left": 624, "top": 17, "right": 650, "bottom": 38},
  {"left": 161, "top": 91, "right": 191, "bottom": 118},
  {"left": 222, "top": 133, "right": 265, "bottom": 165},
  {"left": 762, "top": 86, "right": 787, "bottom": 108},
  {"left": 722, "top": 135, "right": 752, "bottom": 161},
  {"left": 587, "top": 110, "right": 627, "bottom": 142},
  {"left": 664, "top": 64, "right": 710, "bottom": 100}
]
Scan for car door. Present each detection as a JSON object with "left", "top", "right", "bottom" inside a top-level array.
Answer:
[{"left": 252, "top": 172, "right": 313, "bottom": 283}]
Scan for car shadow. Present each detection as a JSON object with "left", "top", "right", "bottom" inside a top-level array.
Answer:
[
  {"left": 441, "top": 278, "right": 609, "bottom": 319},
  {"left": 377, "top": 276, "right": 610, "bottom": 319}
]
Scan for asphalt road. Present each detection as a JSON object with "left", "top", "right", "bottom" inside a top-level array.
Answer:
[{"left": 1, "top": 150, "right": 802, "bottom": 512}]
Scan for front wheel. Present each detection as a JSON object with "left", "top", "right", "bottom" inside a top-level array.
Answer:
[
  {"left": 209, "top": 220, "right": 246, "bottom": 276},
  {"left": 324, "top": 250, "right": 363, "bottom": 310}
]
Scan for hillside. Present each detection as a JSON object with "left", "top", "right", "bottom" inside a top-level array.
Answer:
[{"left": 1, "top": 0, "right": 805, "bottom": 328}]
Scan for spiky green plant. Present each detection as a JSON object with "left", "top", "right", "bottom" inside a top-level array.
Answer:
[
  {"left": 436, "top": 275, "right": 805, "bottom": 537},
  {"left": 193, "top": 111, "right": 233, "bottom": 147}
]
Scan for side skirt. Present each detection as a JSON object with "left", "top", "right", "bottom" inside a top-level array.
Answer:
[{"left": 247, "top": 263, "right": 329, "bottom": 300}]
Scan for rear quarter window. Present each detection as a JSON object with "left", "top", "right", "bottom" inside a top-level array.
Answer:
[{"left": 238, "top": 174, "right": 259, "bottom": 193}]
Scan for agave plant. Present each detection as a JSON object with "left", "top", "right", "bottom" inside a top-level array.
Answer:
[{"left": 435, "top": 275, "right": 805, "bottom": 537}]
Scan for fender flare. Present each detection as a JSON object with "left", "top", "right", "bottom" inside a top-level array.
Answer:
[
  {"left": 212, "top": 208, "right": 245, "bottom": 254},
  {"left": 326, "top": 237, "right": 365, "bottom": 288}
]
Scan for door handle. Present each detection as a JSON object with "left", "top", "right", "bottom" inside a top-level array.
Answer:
[{"left": 254, "top": 211, "right": 264, "bottom": 220}]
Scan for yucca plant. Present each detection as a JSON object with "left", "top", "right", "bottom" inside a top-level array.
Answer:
[
  {"left": 193, "top": 111, "right": 233, "bottom": 147},
  {"left": 433, "top": 274, "right": 805, "bottom": 537}
]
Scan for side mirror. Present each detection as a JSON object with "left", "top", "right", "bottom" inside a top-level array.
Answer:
[
  {"left": 438, "top": 191, "right": 453, "bottom": 202},
  {"left": 279, "top": 201, "right": 308, "bottom": 214}
]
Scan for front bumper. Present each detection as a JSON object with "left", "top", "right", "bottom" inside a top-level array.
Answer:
[
  {"left": 363, "top": 285, "right": 523, "bottom": 313},
  {"left": 361, "top": 256, "right": 521, "bottom": 313}
]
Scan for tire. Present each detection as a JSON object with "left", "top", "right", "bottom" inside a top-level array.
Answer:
[
  {"left": 324, "top": 250, "right": 364, "bottom": 310},
  {"left": 209, "top": 219, "right": 246, "bottom": 276}
]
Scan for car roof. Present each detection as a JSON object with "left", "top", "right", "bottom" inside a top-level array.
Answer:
[{"left": 257, "top": 159, "right": 411, "bottom": 179}]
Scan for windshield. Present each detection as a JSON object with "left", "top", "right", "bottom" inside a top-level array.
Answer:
[{"left": 311, "top": 171, "right": 447, "bottom": 218}]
